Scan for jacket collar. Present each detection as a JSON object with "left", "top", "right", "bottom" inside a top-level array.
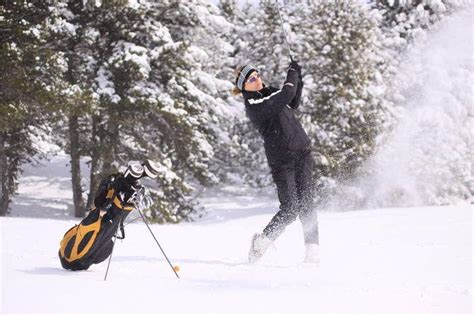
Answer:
[{"left": 242, "top": 85, "right": 270, "bottom": 100}]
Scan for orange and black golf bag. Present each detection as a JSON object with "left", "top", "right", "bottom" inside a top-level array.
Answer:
[{"left": 59, "top": 162, "right": 157, "bottom": 271}]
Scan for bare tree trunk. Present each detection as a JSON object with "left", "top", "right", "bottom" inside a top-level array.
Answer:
[
  {"left": 87, "top": 115, "right": 101, "bottom": 209},
  {"left": 69, "top": 114, "right": 85, "bottom": 217},
  {"left": 87, "top": 154, "right": 100, "bottom": 209},
  {"left": 0, "top": 133, "right": 9, "bottom": 216},
  {"left": 102, "top": 112, "right": 120, "bottom": 176}
]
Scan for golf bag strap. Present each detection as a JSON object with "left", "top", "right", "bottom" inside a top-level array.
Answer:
[{"left": 116, "top": 219, "right": 125, "bottom": 240}]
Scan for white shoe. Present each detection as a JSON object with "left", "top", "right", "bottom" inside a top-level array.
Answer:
[
  {"left": 248, "top": 233, "right": 272, "bottom": 263},
  {"left": 303, "top": 244, "right": 320, "bottom": 264}
]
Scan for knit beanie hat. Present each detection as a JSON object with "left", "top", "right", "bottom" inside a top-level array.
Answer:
[{"left": 235, "top": 65, "right": 258, "bottom": 91}]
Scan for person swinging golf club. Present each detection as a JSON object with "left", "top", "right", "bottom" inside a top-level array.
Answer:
[{"left": 233, "top": 61, "right": 319, "bottom": 264}]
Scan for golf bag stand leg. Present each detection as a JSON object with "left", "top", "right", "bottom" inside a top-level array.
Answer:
[{"left": 138, "top": 209, "right": 180, "bottom": 279}]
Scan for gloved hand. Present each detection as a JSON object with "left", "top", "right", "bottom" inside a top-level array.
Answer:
[
  {"left": 289, "top": 60, "right": 302, "bottom": 76},
  {"left": 298, "top": 78, "right": 304, "bottom": 89}
]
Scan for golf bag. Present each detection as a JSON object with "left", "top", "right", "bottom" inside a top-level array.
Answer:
[{"left": 58, "top": 162, "right": 156, "bottom": 271}]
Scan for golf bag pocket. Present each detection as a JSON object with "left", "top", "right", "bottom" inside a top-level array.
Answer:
[{"left": 59, "top": 208, "right": 111, "bottom": 270}]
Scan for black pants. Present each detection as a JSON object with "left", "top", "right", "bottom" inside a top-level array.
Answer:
[{"left": 263, "top": 148, "right": 319, "bottom": 244}]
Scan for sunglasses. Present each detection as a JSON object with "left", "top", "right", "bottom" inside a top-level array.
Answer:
[{"left": 246, "top": 73, "right": 261, "bottom": 84}]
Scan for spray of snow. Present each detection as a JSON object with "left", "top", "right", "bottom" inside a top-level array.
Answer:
[{"left": 332, "top": 6, "right": 473, "bottom": 209}]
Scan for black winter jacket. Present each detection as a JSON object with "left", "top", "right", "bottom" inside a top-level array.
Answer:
[{"left": 243, "top": 69, "right": 311, "bottom": 166}]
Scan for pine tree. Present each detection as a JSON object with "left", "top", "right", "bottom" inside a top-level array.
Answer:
[
  {"left": 0, "top": 1, "right": 65, "bottom": 216},
  {"left": 138, "top": 0, "right": 238, "bottom": 221},
  {"left": 44, "top": 1, "right": 105, "bottom": 217},
  {"left": 81, "top": 1, "right": 204, "bottom": 222},
  {"left": 51, "top": 0, "right": 239, "bottom": 222}
]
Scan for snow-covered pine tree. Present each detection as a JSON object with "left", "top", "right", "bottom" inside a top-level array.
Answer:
[
  {"left": 151, "top": 0, "right": 236, "bottom": 185},
  {"left": 76, "top": 1, "right": 205, "bottom": 222},
  {"left": 17, "top": 0, "right": 227, "bottom": 222},
  {"left": 45, "top": 1, "right": 103, "bottom": 217},
  {"left": 67, "top": 0, "right": 238, "bottom": 222},
  {"left": 0, "top": 1, "right": 65, "bottom": 216}
]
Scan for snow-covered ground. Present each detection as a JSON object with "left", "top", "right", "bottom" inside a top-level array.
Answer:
[{"left": 1, "top": 153, "right": 472, "bottom": 313}]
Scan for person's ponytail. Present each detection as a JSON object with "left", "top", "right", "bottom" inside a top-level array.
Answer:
[{"left": 232, "top": 86, "right": 242, "bottom": 96}]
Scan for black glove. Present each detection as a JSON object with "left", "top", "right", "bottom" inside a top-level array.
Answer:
[
  {"left": 289, "top": 60, "right": 302, "bottom": 76},
  {"left": 298, "top": 79, "right": 304, "bottom": 89}
]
